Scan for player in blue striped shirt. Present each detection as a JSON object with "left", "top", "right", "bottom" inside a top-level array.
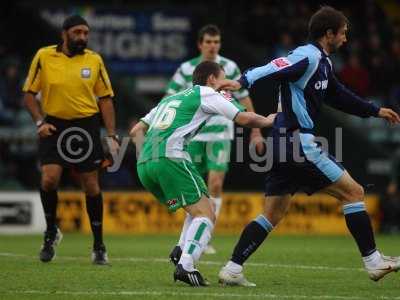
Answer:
[{"left": 218, "top": 6, "right": 400, "bottom": 286}]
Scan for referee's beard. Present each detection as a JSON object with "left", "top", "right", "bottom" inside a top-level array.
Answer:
[{"left": 66, "top": 37, "right": 87, "bottom": 56}]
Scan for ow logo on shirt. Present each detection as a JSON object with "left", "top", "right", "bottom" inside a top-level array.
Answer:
[
  {"left": 314, "top": 80, "right": 328, "bottom": 90},
  {"left": 272, "top": 57, "right": 291, "bottom": 69}
]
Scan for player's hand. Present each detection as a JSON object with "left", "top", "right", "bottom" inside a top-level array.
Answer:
[
  {"left": 107, "top": 136, "right": 120, "bottom": 156},
  {"left": 217, "top": 79, "right": 242, "bottom": 91},
  {"left": 250, "top": 128, "right": 265, "bottom": 155},
  {"left": 37, "top": 123, "right": 57, "bottom": 138},
  {"left": 265, "top": 113, "right": 277, "bottom": 127},
  {"left": 378, "top": 108, "right": 400, "bottom": 125}
]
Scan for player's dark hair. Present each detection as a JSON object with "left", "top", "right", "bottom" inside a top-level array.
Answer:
[
  {"left": 198, "top": 24, "right": 221, "bottom": 43},
  {"left": 193, "top": 61, "right": 224, "bottom": 86},
  {"left": 308, "top": 6, "right": 349, "bottom": 41}
]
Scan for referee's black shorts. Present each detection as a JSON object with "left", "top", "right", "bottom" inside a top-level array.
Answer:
[{"left": 39, "top": 113, "right": 104, "bottom": 173}]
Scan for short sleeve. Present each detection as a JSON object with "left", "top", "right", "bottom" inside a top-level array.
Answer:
[
  {"left": 94, "top": 55, "right": 114, "bottom": 98},
  {"left": 140, "top": 106, "right": 158, "bottom": 126},
  {"left": 200, "top": 87, "right": 240, "bottom": 120},
  {"left": 22, "top": 50, "right": 42, "bottom": 93}
]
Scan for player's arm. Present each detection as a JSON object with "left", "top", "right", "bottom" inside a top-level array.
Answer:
[
  {"left": 23, "top": 92, "right": 43, "bottom": 125},
  {"left": 129, "top": 106, "right": 157, "bottom": 153},
  {"left": 325, "top": 73, "right": 400, "bottom": 124},
  {"left": 98, "top": 97, "right": 119, "bottom": 154},
  {"left": 130, "top": 120, "right": 149, "bottom": 145},
  {"left": 94, "top": 55, "right": 120, "bottom": 152},
  {"left": 231, "top": 66, "right": 264, "bottom": 136},
  {"left": 129, "top": 120, "right": 148, "bottom": 158},
  {"left": 23, "top": 92, "right": 57, "bottom": 138},
  {"left": 237, "top": 95, "right": 265, "bottom": 153},
  {"left": 22, "top": 50, "right": 57, "bottom": 137},
  {"left": 218, "top": 54, "right": 309, "bottom": 91},
  {"left": 201, "top": 90, "right": 276, "bottom": 129},
  {"left": 234, "top": 112, "right": 276, "bottom": 128},
  {"left": 98, "top": 97, "right": 117, "bottom": 136}
]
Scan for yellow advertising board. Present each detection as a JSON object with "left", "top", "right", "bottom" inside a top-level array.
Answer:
[{"left": 57, "top": 192, "right": 380, "bottom": 234}]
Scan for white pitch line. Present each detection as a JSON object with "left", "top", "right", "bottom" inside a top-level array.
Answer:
[
  {"left": 3, "top": 289, "right": 399, "bottom": 300},
  {"left": 0, "top": 252, "right": 364, "bottom": 272}
]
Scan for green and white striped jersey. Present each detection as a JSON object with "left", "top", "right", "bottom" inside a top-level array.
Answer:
[
  {"left": 138, "top": 85, "right": 241, "bottom": 164},
  {"left": 165, "top": 55, "right": 249, "bottom": 141}
]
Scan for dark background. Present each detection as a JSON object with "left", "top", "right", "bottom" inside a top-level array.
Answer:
[{"left": 0, "top": 0, "right": 399, "bottom": 194}]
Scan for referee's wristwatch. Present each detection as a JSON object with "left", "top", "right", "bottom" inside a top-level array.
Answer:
[{"left": 36, "top": 119, "right": 45, "bottom": 128}]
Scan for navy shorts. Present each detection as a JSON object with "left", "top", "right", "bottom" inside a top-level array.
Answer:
[{"left": 265, "top": 129, "right": 344, "bottom": 196}]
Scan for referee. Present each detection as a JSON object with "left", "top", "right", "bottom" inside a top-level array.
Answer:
[{"left": 22, "top": 15, "right": 119, "bottom": 265}]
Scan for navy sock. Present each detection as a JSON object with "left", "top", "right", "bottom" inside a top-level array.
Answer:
[
  {"left": 231, "top": 215, "right": 273, "bottom": 265},
  {"left": 343, "top": 202, "right": 376, "bottom": 257},
  {"left": 86, "top": 193, "right": 104, "bottom": 249},
  {"left": 39, "top": 188, "right": 58, "bottom": 232}
]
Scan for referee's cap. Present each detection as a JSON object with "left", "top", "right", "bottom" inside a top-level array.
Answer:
[{"left": 62, "top": 15, "right": 89, "bottom": 31}]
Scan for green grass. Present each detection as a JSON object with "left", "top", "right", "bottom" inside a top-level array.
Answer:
[{"left": 0, "top": 234, "right": 399, "bottom": 299}]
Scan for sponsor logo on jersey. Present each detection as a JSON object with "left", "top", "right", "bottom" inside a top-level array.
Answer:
[
  {"left": 167, "top": 199, "right": 177, "bottom": 207},
  {"left": 272, "top": 57, "right": 291, "bottom": 68},
  {"left": 314, "top": 79, "right": 328, "bottom": 90},
  {"left": 219, "top": 90, "right": 233, "bottom": 101},
  {"left": 81, "top": 68, "right": 91, "bottom": 78}
]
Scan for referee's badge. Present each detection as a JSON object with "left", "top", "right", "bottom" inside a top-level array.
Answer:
[{"left": 81, "top": 68, "right": 91, "bottom": 78}]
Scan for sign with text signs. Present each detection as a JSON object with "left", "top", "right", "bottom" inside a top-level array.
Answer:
[
  {"left": 57, "top": 192, "right": 380, "bottom": 234},
  {"left": 40, "top": 8, "right": 192, "bottom": 74}
]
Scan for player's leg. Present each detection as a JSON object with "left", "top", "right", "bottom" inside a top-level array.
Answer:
[
  {"left": 321, "top": 171, "right": 400, "bottom": 281},
  {"left": 80, "top": 169, "right": 108, "bottom": 265},
  {"left": 39, "top": 164, "right": 63, "bottom": 262},
  {"left": 71, "top": 114, "right": 109, "bottom": 264},
  {"left": 175, "top": 195, "right": 215, "bottom": 286},
  {"left": 203, "top": 140, "right": 230, "bottom": 254},
  {"left": 170, "top": 141, "right": 207, "bottom": 260},
  {"left": 207, "top": 170, "right": 225, "bottom": 217},
  {"left": 219, "top": 194, "right": 292, "bottom": 286},
  {"left": 169, "top": 212, "right": 192, "bottom": 265},
  {"left": 207, "top": 140, "right": 230, "bottom": 217},
  {"left": 157, "top": 158, "right": 213, "bottom": 286}
]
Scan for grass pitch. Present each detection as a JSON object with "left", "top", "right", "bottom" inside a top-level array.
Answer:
[{"left": 0, "top": 234, "right": 399, "bottom": 299}]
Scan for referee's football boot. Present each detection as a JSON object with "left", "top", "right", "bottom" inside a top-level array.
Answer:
[
  {"left": 173, "top": 264, "right": 210, "bottom": 287},
  {"left": 92, "top": 244, "right": 109, "bottom": 265},
  {"left": 169, "top": 245, "right": 182, "bottom": 266},
  {"left": 39, "top": 227, "right": 63, "bottom": 263},
  {"left": 366, "top": 254, "right": 400, "bottom": 281}
]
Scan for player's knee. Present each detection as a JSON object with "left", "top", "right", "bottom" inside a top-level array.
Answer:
[
  {"left": 344, "top": 184, "right": 365, "bottom": 202},
  {"left": 41, "top": 175, "right": 59, "bottom": 191},
  {"left": 208, "top": 212, "right": 216, "bottom": 224},
  {"left": 264, "top": 210, "right": 285, "bottom": 226},
  {"left": 82, "top": 181, "right": 100, "bottom": 196},
  {"left": 191, "top": 207, "right": 216, "bottom": 224}
]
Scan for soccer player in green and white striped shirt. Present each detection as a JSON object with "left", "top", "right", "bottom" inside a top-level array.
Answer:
[
  {"left": 130, "top": 61, "right": 275, "bottom": 286},
  {"left": 165, "top": 24, "right": 264, "bottom": 255}
]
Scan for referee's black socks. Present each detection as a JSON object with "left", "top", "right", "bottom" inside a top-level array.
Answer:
[
  {"left": 86, "top": 193, "right": 104, "bottom": 249},
  {"left": 343, "top": 202, "right": 376, "bottom": 257},
  {"left": 231, "top": 215, "right": 274, "bottom": 265},
  {"left": 39, "top": 188, "right": 58, "bottom": 232}
]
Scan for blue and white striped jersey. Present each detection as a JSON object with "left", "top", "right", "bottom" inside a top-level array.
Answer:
[{"left": 239, "top": 43, "right": 380, "bottom": 132}]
